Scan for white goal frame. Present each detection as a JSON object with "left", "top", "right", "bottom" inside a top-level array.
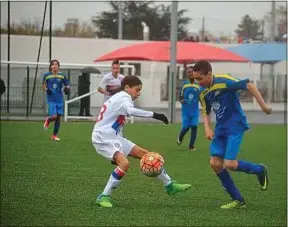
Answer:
[
  {"left": 64, "top": 90, "right": 134, "bottom": 124},
  {"left": 1, "top": 60, "right": 135, "bottom": 70},
  {"left": 1, "top": 60, "right": 135, "bottom": 123}
]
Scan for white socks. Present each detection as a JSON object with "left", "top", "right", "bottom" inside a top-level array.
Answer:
[
  {"left": 102, "top": 167, "right": 125, "bottom": 196},
  {"left": 156, "top": 169, "right": 172, "bottom": 186}
]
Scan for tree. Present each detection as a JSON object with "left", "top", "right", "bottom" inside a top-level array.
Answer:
[
  {"left": 235, "top": 14, "right": 262, "bottom": 40},
  {"left": 91, "top": 1, "right": 191, "bottom": 40},
  {"left": 1, "top": 18, "right": 44, "bottom": 36},
  {"left": 0, "top": 18, "right": 94, "bottom": 38}
]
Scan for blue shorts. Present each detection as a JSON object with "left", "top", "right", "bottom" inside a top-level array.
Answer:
[
  {"left": 210, "top": 133, "right": 244, "bottom": 160},
  {"left": 181, "top": 115, "right": 199, "bottom": 128},
  {"left": 48, "top": 102, "right": 64, "bottom": 116}
]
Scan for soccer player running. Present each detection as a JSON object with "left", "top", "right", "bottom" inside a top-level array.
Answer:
[
  {"left": 42, "top": 60, "right": 70, "bottom": 141},
  {"left": 193, "top": 60, "right": 271, "bottom": 209},
  {"left": 92, "top": 75, "right": 191, "bottom": 208},
  {"left": 97, "top": 60, "right": 124, "bottom": 102},
  {"left": 177, "top": 66, "right": 201, "bottom": 151}
]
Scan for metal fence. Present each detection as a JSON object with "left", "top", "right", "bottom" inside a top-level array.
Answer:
[
  {"left": 1, "top": 64, "right": 287, "bottom": 119},
  {"left": 0, "top": 65, "right": 108, "bottom": 117}
]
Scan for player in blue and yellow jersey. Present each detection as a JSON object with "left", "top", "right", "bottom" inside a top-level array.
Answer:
[
  {"left": 42, "top": 60, "right": 70, "bottom": 141},
  {"left": 193, "top": 60, "right": 271, "bottom": 209},
  {"left": 177, "top": 66, "right": 201, "bottom": 151}
]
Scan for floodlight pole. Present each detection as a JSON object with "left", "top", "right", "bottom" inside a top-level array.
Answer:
[
  {"left": 268, "top": 0, "right": 276, "bottom": 102},
  {"left": 49, "top": 0, "right": 52, "bottom": 61},
  {"left": 118, "top": 2, "right": 123, "bottom": 39},
  {"left": 7, "top": 1, "right": 11, "bottom": 114},
  {"left": 168, "top": 1, "right": 178, "bottom": 123}
]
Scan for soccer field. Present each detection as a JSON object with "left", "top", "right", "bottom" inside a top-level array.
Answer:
[{"left": 0, "top": 121, "right": 287, "bottom": 226}]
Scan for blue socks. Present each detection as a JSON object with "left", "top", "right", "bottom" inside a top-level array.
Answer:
[
  {"left": 217, "top": 169, "right": 244, "bottom": 202},
  {"left": 53, "top": 117, "right": 61, "bottom": 136},
  {"left": 178, "top": 127, "right": 190, "bottom": 142},
  {"left": 178, "top": 126, "right": 198, "bottom": 148},
  {"left": 236, "top": 160, "right": 264, "bottom": 175},
  {"left": 189, "top": 126, "right": 197, "bottom": 148}
]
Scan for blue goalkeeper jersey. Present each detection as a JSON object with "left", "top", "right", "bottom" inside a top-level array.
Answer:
[
  {"left": 199, "top": 74, "right": 250, "bottom": 135},
  {"left": 42, "top": 71, "right": 69, "bottom": 103},
  {"left": 179, "top": 80, "right": 201, "bottom": 116}
]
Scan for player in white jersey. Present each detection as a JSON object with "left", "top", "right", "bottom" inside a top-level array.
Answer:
[
  {"left": 97, "top": 60, "right": 125, "bottom": 102},
  {"left": 92, "top": 75, "right": 192, "bottom": 208}
]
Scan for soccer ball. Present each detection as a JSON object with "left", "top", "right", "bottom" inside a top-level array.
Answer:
[{"left": 140, "top": 152, "right": 165, "bottom": 177}]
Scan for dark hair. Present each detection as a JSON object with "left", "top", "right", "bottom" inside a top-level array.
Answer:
[
  {"left": 49, "top": 59, "right": 60, "bottom": 71},
  {"left": 121, "top": 75, "right": 142, "bottom": 90},
  {"left": 193, "top": 60, "right": 212, "bottom": 75},
  {"left": 112, "top": 59, "right": 120, "bottom": 65}
]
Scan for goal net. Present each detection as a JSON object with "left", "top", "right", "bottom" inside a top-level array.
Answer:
[{"left": 0, "top": 60, "right": 135, "bottom": 123}]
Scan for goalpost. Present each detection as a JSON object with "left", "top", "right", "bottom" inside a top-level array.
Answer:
[
  {"left": 1, "top": 60, "right": 135, "bottom": 123},
  {"left": 64, "top": 89, "right": 134, "bottom": 124}
]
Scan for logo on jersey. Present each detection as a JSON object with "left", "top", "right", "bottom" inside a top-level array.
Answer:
[
  {"left": 211, "top": 101, "right": 220, "bottom": 111},
  {"left": 188, "top": 94, "right": 194, "bottom": 100},
  {"left": 212, "top": 101, "right": 226, "bottom": 120},
  {"left": 111, "top": 115, "right": 126, "bottom": 134},
  {"left": 53, "top": 83, "right": 57, "bottom": 89}
]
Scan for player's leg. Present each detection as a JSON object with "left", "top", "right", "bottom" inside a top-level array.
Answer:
[
  {"left": 224, "top": 133, "right": 268, "bottom": 191},
  {"left": 177, "top": 115, "right": 190, "bottom": 145},
  {"left": 44, "top": 102, "right": 57, "bottom": 130},
  {"left": 96, "top": 152, "right": 128, "bottom": 208},
  {"left": 51, "top": 103, "right": 63, "bottom": 140},
  {"left": 92, "top": 136, "right": 128, "bottom": 208},
  {"left": 127, "top": 142, "right": 191, "bottom": 196},
  {"left": 210, "top": 136, "right": 245, "bottom": 209},
  {"left": 189, "top": 115, "right": 199, "bottom": 151},
  {"left": 51, "top": 115, "right": 61, "bottom": 140}
]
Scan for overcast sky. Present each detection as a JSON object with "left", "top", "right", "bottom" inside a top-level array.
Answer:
[{"left": 1, "top": 1, "right": 286, "bottom": 36}]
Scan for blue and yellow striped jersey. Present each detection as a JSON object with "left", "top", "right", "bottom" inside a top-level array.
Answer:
[
  {"left": 199, "top": 74, "right": 250, "bottom": 135},
  {"left": 179, "top": 80, "right": 201, "bottom": 116},
  {"left": 42, "top": 71, "right": 69, "bottom": 103}
]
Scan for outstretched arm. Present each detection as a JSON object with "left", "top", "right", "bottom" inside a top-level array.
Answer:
[
  {"left": 127, "top": 107, "right": 168, "bottom": 124},
  {"left": 246, "top": 82, "right": 272, "bottom": 114}
]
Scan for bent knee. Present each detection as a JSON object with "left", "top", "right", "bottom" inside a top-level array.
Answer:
[
  {"left": 113, "top": 152, "right": 130, "bottom": 172},
  {"left": 118, "top": 159, "right": 129, "bottom": 172},
  {"left": 210, "top": 157, "right": 223, "bottom": 173}
]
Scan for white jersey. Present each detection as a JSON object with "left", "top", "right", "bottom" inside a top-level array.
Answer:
[
  {"left": 98, "top": 72, "right": 125, "bottom": 102},
  {"left": 93, "top": 91, "right": 153, "bottom": 137}
]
